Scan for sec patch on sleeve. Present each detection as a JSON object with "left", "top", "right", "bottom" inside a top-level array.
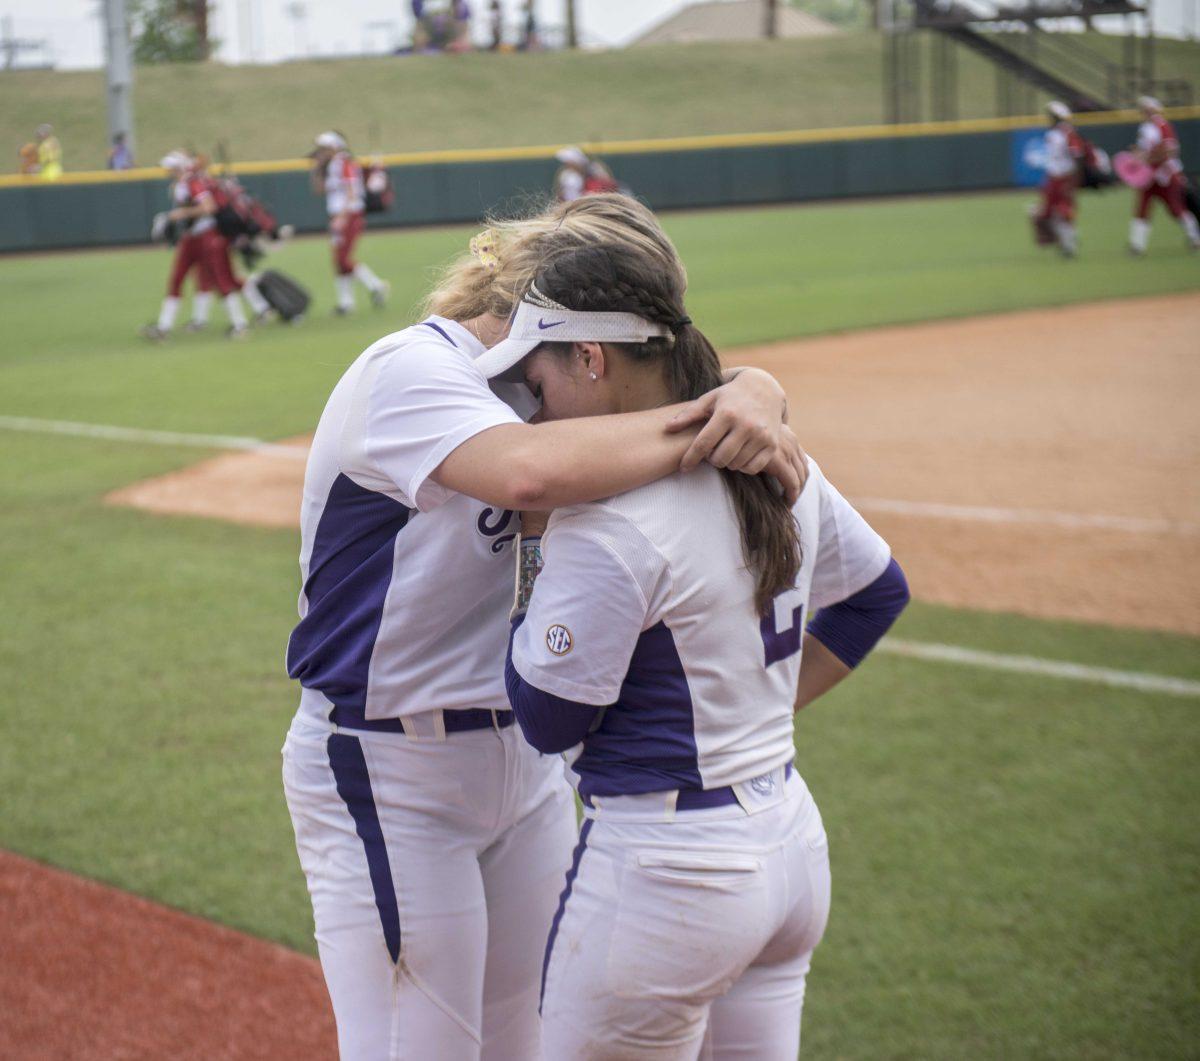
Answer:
[{"left": 545, "top": 624, "right": 573, "bottom": 656}]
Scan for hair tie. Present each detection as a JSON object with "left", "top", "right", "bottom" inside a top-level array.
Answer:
[
  {"left": 669, "top": 315, "right": 692, "bottom": 335},
  {"left": 469, "top": 229, "right": 499, "bottom": 272}
]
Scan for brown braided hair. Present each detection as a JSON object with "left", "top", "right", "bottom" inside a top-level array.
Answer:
[{"left": 533, "top": 243, "right": 800, "bottom": 613}]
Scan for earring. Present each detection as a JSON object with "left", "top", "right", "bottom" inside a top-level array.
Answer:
[{"left": 589, "top": 371, "right": 598, "bottom": 381}]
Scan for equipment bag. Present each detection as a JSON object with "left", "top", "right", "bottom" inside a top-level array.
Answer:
[
  {"left": 255, "top": 269, "right": 310, "bottom": 322},
  {"left": 363, "top": 165, "right": 394, "bottom": 214},
  {"left": 1079, "top": 143, "right": 1114, "bottom": 190},
  {"left": 1185, "top": 178, "right": 1200, "bottom": 222}
]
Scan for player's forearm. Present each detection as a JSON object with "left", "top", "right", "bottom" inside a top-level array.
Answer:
[
  {"left": 521, "top": 406, "right": 705, "bottom": 507},
  {"left": 794, "top": 635, "right": 852, "bottom": 712},
  {"left": 445, "top": 409, "right": 697, "bottom": 511},
  {"left": 796, "top": 558, "right": 910, "bottom": 711}
]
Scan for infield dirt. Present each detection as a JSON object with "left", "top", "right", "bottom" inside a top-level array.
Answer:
[
  {"left": 0, "top": 850, "right": 338, "bottom": 1059},
  {"left": 108, "top": 292, "right": 1200, "bottom": 635}
]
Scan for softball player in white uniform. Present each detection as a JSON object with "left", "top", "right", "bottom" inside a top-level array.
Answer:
[
  {"left": 478, "top": 245, "right": 909, "bottom": 1058},
  {"left": 281, "top": 195, "right": 807, "bottom": 1060}
]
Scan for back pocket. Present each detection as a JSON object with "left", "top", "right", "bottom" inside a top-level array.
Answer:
[{"left": 606, "top": 850, "right": 767, "bottom": 1001}]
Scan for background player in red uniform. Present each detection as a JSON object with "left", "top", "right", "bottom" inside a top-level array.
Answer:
[
  {"left": 310, "top": 131, "right": 388, "bottom": 315},
  {"left": 1128, "top": 96, "right": 1200, "bottom": 255},
  {"left": 1034, "top": 102, "right": 1084, "bottom": 258},
  {"left": 143, "top": 151, "right": 268, "bottom": 340},
  {"left": 143, "top": 152, "right": 224, "bottom": 340}
]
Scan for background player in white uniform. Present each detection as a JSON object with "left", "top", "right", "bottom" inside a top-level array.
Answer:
[
  {"left": 310, "top": 131, "right": 389, "bottom": 314},
  {"left": 281, "top": 194, "right": 809, "bottom": 1060},
  {"left": 482, "top": 243, "right": 909, "bottom": 1059}
]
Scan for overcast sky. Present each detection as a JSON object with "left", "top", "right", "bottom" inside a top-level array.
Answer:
[{"left": 0, "top": 0, "right": 1195, "bottom": 69}]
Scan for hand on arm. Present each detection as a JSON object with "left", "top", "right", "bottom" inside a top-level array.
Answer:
[
  {"left": 418, "top": 337, "right": 803, "bottom": 509},
  {"left": 667, "top": 367, "right": 807, "bottom": 500},
  {"left": 433, "top": 406, "right": 699, "bottom": 511}
]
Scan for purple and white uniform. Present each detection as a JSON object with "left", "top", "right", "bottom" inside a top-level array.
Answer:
[
  {"left": 508, "top": 459, "right": 907, "bottom": 1059},
  {"left": 282, "top": 316, "right": 576, "bottom": 1061}
]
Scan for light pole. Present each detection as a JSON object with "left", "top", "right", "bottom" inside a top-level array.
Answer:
[
  {"left": 764, "top": 0, "right": 779, "bottom": 39},
  {"left": 565, "top": 0, "right": 578, "bottom": 48},
  {"left": 102, "top": 0, "right": 135, "bottom": 154}
]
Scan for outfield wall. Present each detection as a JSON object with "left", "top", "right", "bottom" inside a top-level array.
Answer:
[{"left": 2, "top": 108, "right": 1197, "bottom": 253}]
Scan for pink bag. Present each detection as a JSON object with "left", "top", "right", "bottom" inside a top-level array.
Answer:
[{"left": 1113, "top": 151, "right": 1153, "bottom": 189}]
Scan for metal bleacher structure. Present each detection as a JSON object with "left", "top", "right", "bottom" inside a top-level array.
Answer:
[{"left": 880, "top": 0, "right": 1194, "bottom": 123}]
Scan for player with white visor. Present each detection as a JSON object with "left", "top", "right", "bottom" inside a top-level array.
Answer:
[
  {"left": 281, "top": 193, "right": 809, "bottom": 1060},
  {"left": 493, "top": 242, "right": 910, "bottom": 1059}
]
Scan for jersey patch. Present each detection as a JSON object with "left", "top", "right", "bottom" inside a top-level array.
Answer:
[{"left": 546, "top": 624, "right": 574, "bottom": 655}]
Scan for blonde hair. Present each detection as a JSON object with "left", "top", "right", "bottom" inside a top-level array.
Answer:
[{"left": 424, "top": 194, "right": 685, "bottom": 322}]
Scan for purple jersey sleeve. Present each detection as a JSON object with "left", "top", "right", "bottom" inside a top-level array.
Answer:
[
  {"left": 505, "top": 616, "right": 602, "bottom": 754},
  {"left": 806, "top": 557, "right": 910, "bottom": 669}
]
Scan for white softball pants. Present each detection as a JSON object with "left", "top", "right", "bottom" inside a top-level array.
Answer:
[
  {"left": 541, "top": 768, "right": 831, "bottom": 1060},
  {"left": 282, "top": 711, "right": 577, "bottom": 1061}
]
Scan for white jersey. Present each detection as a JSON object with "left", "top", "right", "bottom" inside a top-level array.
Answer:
[
  {"left": 512, "top": 460, "right": 891, "bottom": 797},
  {"left": 173, "top": 175, "right": 215, "bottom": 234},
  {"left": 325, "top": 151, "right": 365, "bottom": 216},
  {"left": 286, "top": 316, "right": 538, "bottom": 731},
  {"left": 555, "top": 168, "right": 585, "bottom": 202},
  {"left": 1137, "top": 118, "right": 1183, "bottom": 184},
  {"left": 1043, "top": 125, "right": 1078, "bottom": 179}
]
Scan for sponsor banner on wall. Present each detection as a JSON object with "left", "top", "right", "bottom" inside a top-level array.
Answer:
[{"left": 1010, "top": 128, "right": 1047, "bottom": 187}]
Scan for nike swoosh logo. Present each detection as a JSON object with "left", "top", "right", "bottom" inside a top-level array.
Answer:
[{"left": 537, "top": 319, "right": 565, "bottom": 330}]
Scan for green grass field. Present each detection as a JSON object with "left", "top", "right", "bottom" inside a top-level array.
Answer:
[
  {"left": 5, "top": 33, "right": 1199, "bottom": 170},
  {"left": 2, "top": 191, "right": 1198, "bottom": 1058}
]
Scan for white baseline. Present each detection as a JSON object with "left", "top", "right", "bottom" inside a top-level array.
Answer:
[
  {"left": 2, "top": 415, "right": 1193, "bottom": 531},
  {"left": 2, "top": 414, "right": 1198, "bottom": 699},
  {"left": 856, "top": 497, "right": 1198, "bottom": 537},
  {"left": 0, "top": 414, "right": 308, "bottom": 459},
  {"left": 880, "top": 639, "right": 1200, "bottom": 699}
]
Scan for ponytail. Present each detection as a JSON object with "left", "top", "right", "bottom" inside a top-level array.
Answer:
[{"left": 533, "top": 244, "right": 800, "bottom": 613}]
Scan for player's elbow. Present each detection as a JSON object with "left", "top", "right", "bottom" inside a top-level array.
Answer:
[
  {"left": 507, "top": 470, "right": 551, "bottom": 511},
  {"left": 500, "top": 447, "right": 556, "bottom": 510}
]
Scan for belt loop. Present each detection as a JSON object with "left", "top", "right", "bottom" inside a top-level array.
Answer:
[
  {"left": 664, "top": 790, "right": 678, "bottom": 821},
  {"left": 432, "top": 710, "right": 447, "bottom": 742},
  {"left": 489, "top": 707, "right": 500, "bottom": 733}
]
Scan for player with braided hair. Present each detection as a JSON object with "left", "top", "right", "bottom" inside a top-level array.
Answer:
[
  {"left": 475, "top": 241, "right": 910, "bottom": 1059},
  {"left": 282, "top": 193, "right": 811, "bottom": 1060}
]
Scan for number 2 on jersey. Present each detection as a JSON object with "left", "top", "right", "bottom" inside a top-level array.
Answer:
[{"left": 760, "top": 588, "right": 806, "bottom": 667}]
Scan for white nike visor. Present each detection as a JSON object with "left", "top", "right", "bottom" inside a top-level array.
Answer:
[{"left": 474, "top": 284, "right": 670, "bottom": 381}]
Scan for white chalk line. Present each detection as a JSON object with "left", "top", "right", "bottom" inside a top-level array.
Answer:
[
  {"left": 0, "top": 415, "right": 309, "bottom": 460},
  {"left": 3, "top": 415, "right": 1195, "bottom": 534},
  {"left": 2, "top": 416, "right": 1195, "bottom": 698},
  {"left": 856, "top": 497, "right": 1199, "bottom": 537},
  {"left": 2, "top": 415, "right": 1197, "bottom": 533},
  {"left": 880, "top": 639, "right": 1200, "bottom": 699}
]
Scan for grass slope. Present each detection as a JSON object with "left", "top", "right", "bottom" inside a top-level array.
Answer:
[
  {"left": 1, "top": 196, "right": 1198, "bottom": 1057},
  {"left": 4, "top": 33, "right": 1199, "bottom": 171}
]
